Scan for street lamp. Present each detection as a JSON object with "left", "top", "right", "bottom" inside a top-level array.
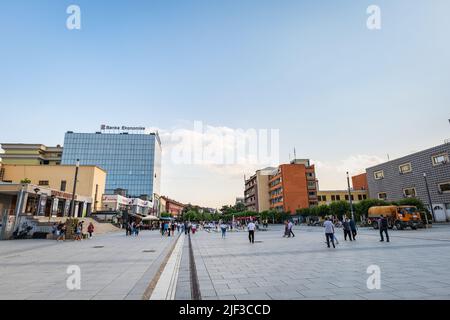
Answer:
[
  {"left": 70, "top": 159, "right": 80, "bottom": 217},
  {"left": 346, "top": 172, "right": 355, "bottom": 221},
  {"left": 423, "top": 173, "right": 434, "bottom": 226}
]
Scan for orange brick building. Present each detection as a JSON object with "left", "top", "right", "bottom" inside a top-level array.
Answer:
[
  {"left": 352, "top": 173, "right": 368, "bottom": 191},
  {"left": 268, "top": 159, "right": 318, "bottom": 214}
]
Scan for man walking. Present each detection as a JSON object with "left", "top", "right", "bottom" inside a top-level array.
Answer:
[
  {"left": 247, "top": 220, "right": 256, "bottom": 244},
  {"left": 379, "top": 215, "right": 390, "bottom": 242},
  {"left": 349, "top": 218, "right": 357, "bottom": 240},
  {"left": 342, "top": 218, "right": 352, "bottom": 241},
  {"left": 220, "top": 222, "right": 227, "bottom": 238},
  {"left": 288, "top": 220, "right": 295, "bottom": 237},
  {"left": 323, "top": 217, "right": 335, "bottom": 248}
]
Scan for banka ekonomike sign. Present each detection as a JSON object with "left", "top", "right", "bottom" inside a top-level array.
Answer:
[{"left": 100, "top": 124, "right": 147, "bottom": 132}]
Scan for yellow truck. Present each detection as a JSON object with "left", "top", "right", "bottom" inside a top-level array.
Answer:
[{"left": 367, "top": 205, "right": 423, "bottom": 230}]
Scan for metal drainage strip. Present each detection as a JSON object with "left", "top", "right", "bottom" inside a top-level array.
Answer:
[
  {"left": 93, "top": 246, "right": 104, "bottom": 248},
  {"left": 142, "top": 250, "right": 156, "bottom": 253}
]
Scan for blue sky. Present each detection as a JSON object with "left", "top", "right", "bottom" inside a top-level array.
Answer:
[{"left": 1, "top": 0, "right": 450, "bottom": 207}]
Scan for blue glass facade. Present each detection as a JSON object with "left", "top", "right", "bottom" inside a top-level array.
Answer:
[{"left": 61, "top": 132, "right": 161, "bottom": 198}]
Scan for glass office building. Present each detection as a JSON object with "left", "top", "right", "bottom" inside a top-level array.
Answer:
[{"left": 61, "top": 130, "right": 161, "bottom": 199}]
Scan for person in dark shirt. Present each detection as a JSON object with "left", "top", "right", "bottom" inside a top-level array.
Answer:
[
  {"left": 349, "top": 218, "right": 357, "bottom": 240},
  {"left": 343, "top": 218, "right": 352, "bottom": 241},
  {"left": 378, "top": 215, "right": 390, "bottom": 242}
]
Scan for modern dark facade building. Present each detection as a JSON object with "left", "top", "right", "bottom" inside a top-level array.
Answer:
[
  {"left": 366, "top": 142, "right": 450, "bottom": 222},
  {"left": 61, "top": 128, "right": 161, "bottom": 200}
]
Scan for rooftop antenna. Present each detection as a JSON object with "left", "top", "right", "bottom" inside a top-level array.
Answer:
[
  {"left": 294, "top": 147, "right": 297, "bottom": 159},
  {"left": 387, "top": 154, "right": 390, "bottom": 161}
]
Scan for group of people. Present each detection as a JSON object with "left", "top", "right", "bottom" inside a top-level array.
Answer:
[
  {"left": 158, "top": 221, "right": 199, "bottom": 237},
  {"left": 125, "top": 221, "right": 142, "bottom": 236},
  {"left": 323, "top": 215, "right": 390, "bottom": 249},
  {"left": 52, "top": 220, "right": 95, "bottom": 241}
]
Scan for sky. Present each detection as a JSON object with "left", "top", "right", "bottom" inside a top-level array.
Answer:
[{"left": 1, "top": 0, "right": 449, "bottom": 208}]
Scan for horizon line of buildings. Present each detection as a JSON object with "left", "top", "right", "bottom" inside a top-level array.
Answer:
[
  {"left": 243, "top": 141, "right": 450, "bottom": 222},
  {"left": 0, "top": 127, "right": 190, "bottom": 231}
]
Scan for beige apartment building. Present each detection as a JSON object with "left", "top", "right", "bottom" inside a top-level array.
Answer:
[
  {"left": 317, "top": 189, "right": 369, "bottom": 206},
  {"left": 244, "top": 167, "right": 275, "bottom": 213},
  {"left": 0, "top": 144, "right": 63, "bottom": 166},
  {"left": 1, "top": 164, "right": 106, "bottom": 212}
]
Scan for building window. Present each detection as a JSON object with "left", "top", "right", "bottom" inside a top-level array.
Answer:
[
  {"left": 374, "top": 170, "right": 384, "bottom": 180},
  {"left": 331, "top": 195, "right": 335, "bottom": 201},
  {"left": 336, "top": 195, "right": 341, "bottom": 201},
  {"left": 432, "top": 153, "right": 449, "bottom": 166},
  {"left": 403, "top": 188, "right": 416, "bottom": 198},
  {"left": 38, "top": 180, "right": 49, "bottom": 186},
  {"left": 438, "top": 182, "right": 450, "bottom": 194},
  {"left": 358, "top": 194, "right": 363, "bottom": 201},
  {"left": 378, "top": 192, "right": 387, "bottom": 200},
  {"left": 60, "top": 180, "right": 67, "bottom": 192},
  {"left": 399, "top": 162, "right": 412, "bottom": 174},
  {"left": 363, "top": 194, "right": 367, "bottom": 200}
]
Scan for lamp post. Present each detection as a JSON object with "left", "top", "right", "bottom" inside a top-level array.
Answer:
[
  {"left": 70, "top": 159, "right": 80, "bottom": 217},
  {"left": 423, "top": 173, "right": 434, "bottom": 225},
  {"left": 346, "top": 172, "right": 355, "bottom": 221}
]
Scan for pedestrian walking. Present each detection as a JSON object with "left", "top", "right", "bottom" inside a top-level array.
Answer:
[
  {"left": 87, "top": 222, "right": 94, "bottom": 238},
  {"left": 191, "top": 223, "right": 197, "bottom": 234},
  {"left": 126, "top": 221, "right": 132, "bottom": 236},
  {"left": 288, "top": 220, "right": 295, "bottom": 237},
  {"left": 56, "top": 222, "right": 66, "bottom": 241},
  {"left": 343, "top": 218, "right": 352, "bottom": 241},
  {"left": 379, "top": 215, "right": 390, "bottom": 242},
  {"left": 283, "top": 220, "right": 289, "bottom": 238},
  {"left": 247, "top": 220, "right": 256, "bottom": 243},
  {"left": 220, "top": 222, "right": 227, "bottom": 238},
  {"left": 74, "top": 222, "right": 82, "bottom": 241},
  {"left": 323, "top": 218, "right": 335, "bottom": 248},
  {"left": 349, "top": 218, "right": 357, "bottom": 240},
  {"left": 160, "top": 222, "right": 165, "bottom": 236},
  {"left": 135, "top": 221, "right": 141, "bottom": 236}
]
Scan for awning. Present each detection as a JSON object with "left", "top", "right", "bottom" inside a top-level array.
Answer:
[{"left": 141, "top": 215, "right": 159, "bottom": 221}]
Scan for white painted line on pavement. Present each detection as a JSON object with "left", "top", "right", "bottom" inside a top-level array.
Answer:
[{"left": 150, "top": 233, "right": 185, "bottom": 300}]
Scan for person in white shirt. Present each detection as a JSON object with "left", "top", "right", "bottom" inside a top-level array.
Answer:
[
  {"left": 247, "top": 221, "right": 256, "bottom": 243},
  {"left": 288, "top": 221, "right": 295, "bottom": 238},
  {"left": 323, "top": 218, "right": 335, "bottom": 248}
]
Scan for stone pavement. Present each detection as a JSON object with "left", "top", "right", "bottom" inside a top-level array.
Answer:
[
  {"left": 0, "top": 230, "right": 177, "bottom": 300},
  {"left": 2, "top": 224, "right": 450, "bottom": 300},
  {"left": 188, "top": 224, "right": 450, "bottom": 300}
]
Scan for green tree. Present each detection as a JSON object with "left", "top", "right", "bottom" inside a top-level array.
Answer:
[
  {"left": 354, "top": 199, "right": 390, "bottom": 220},
  {"left": 160, "top": 212, "right": 172, "bottom": 218},
  {"left": 234, "top": 202, "right": 246, "bottom": 213},
  {"left": 20, "top": 178, "right": 31, "bottom": 184},
  {"left": 329, "top": 201, "right": 350, "bottom": 219},
  {"left": 316, "top": 205, "right": 330, "bottom": 218}
]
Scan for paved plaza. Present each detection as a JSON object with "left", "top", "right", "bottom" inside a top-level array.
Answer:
[
  {"left": 1, "top": 224, "right": 450, "bottom": 300},
  {"left": 190, "top": 224, "right": 450, "bottom": 300},
  {"left": 0, "top": 230, "right": 177, "bottom": 300}
]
